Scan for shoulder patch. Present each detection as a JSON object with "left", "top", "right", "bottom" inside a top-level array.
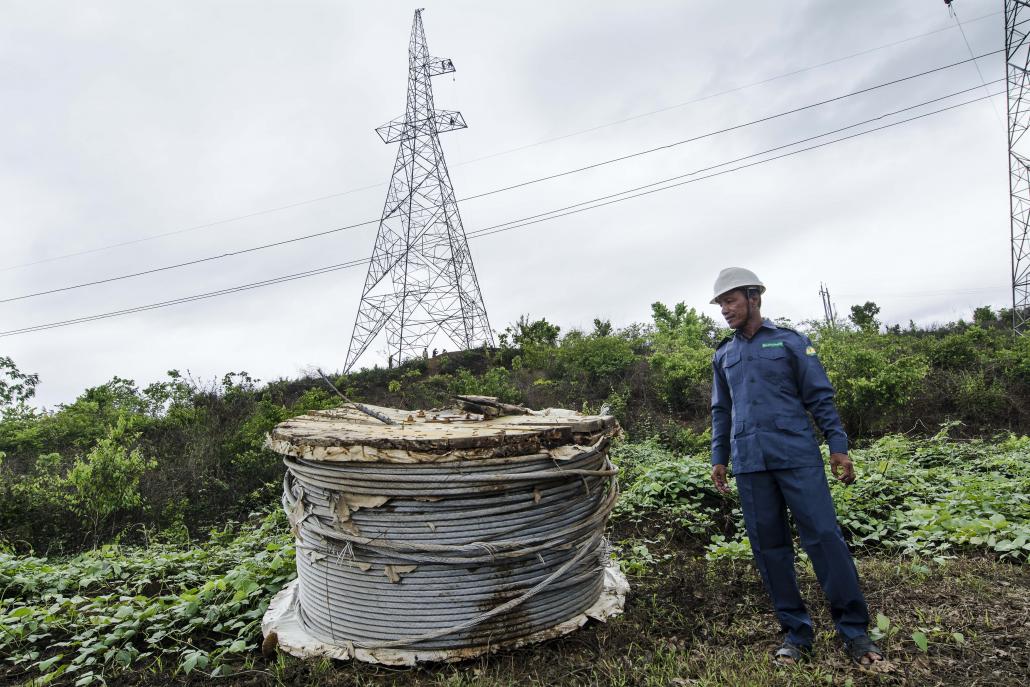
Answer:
[{"left": 805, "top": 345, "right": 817, "bottom": 356}]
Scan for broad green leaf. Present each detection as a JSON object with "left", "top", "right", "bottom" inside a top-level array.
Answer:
[
  {"left": 181, "top": 652, "right": 199, "bottom": 674},
  {"left": 911, "top": 631, "right": 929, "bottom": 652},
  {"left": 35, "top": 654, "right": 63, "bottom": 672}
]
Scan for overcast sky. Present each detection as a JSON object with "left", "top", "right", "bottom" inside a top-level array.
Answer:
[{"left": 0, "top": 0, "right": 1010, "bottom": 407}]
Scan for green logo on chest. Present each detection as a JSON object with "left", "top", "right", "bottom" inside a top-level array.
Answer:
[{"left": 761, "top": 341, "right": 784, "bottom": 348}]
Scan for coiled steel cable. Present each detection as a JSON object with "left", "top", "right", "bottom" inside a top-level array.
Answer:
[{"left": 283, "top": 438, "right": 618, "bottom": 650}]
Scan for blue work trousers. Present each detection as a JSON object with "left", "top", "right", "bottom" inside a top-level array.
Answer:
[{"left": 736, "top": 466, "right": 869, "bottom": 646}]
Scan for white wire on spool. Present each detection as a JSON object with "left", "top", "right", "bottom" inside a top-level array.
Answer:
[{"left": 268, "top": 405, "right": 622, "bottom": 657}]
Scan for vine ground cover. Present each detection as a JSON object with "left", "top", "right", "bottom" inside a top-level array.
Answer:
[
  {"left": 0, "top": 512, "right": 294, "bottom": 685},
  {"left": 613, "top": 430, "right": 1030, "bottom": 564}
]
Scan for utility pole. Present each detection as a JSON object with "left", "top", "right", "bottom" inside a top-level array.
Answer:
[
  {"left": 1006, "top": 0, "right": 1030, "bottom": 334},
  {"left": 344, "top": 9, "right": 493, "bottom": 371},
  {"left": 818, "top": 282, "right": 838, "bottom": 328}
]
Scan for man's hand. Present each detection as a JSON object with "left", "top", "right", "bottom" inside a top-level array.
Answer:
[
  {"left": 711, "top": 464, "right": 731, "bottom": 493},
  {"left": 830, "top": 452, "right": 856, "bottom": 484}
]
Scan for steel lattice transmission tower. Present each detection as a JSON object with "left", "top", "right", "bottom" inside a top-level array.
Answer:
[
  {"left": 1006, "top": 0, "right": 1030, "bottom": 334},
  {"left": 344, "top": 9, "right": 493, "bottom": 371}
]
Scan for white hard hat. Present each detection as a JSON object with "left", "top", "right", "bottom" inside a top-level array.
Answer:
[{"left": 711, "top": 267, "right": 765, "bottom": 304}]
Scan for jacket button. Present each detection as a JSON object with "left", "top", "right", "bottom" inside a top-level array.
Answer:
[{"left": 747, "top": 355, "right": 753, "bottom": 361}]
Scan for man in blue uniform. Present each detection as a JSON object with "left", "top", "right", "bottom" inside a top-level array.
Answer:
[{"left": 709, "top": 267, "right": 884, "bottom": 666}]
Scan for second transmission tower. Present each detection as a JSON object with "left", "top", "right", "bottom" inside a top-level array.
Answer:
[{"left": 1006, "top": 0, "right": 1030, "bottom": 334}]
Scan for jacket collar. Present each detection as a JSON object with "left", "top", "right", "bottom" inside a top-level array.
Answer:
[{"left": 733, "top": 318, "right": 777, "bottom": 340}]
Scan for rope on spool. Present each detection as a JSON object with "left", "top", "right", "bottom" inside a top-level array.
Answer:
[{"left": 283, "top": 436, "right": 618, "bottom": 651}]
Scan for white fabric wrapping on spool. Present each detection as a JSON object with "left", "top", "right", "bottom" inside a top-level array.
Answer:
[{"left": 262, "top": 565, "right": 629, "bottom": 665}]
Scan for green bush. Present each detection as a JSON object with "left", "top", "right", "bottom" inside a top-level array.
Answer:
[
  {"left": 0, "top": 452, "right": 71, "bottom": 550},
  {"left": 0, "top": 356, "right": 38, "bottom": 409},
  {"left": 0, "top": 417, "right": 156, "bottom": 551},
  {"left": 66, "top": 417, "right": 155, "bottom": 545},
  {"left": 449, "top": 367, "right": 522, "bottom": 404},
  {"left": 927, "top": 326, "right": 997, "bottom": 370},
  {"left": 554, "top": 331, "right": 637, "bottom": 383},
  {"left": 998, "top": 333, "right": 1030, "bottom": 381},
  {"left": 814, "top": 328, "right": 929, "bottom": 436},
  {"left": 0, "top": 371, "right": 300, "bottom": 553},
  {"left": 646, "top": 302, "right": 721, "bottom": 413},
  {"left": 499, "top": 315, "right": 561, "bottom": 348}
]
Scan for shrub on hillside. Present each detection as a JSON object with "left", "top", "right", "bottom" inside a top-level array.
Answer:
[
  {"left": 0, "top": 372, "right": 296, "bottom": 553},
  {"left": 450, "top": 367, "right": 522, "bottom": 404},
  {"left": 647, "top": 301, "right": 721, "bottom": 414},
  {"left": 548, "top": 330, "right": 638, "bottom": 386},
  {"left": 2, "top": 302, "right": 1029, "bottom": 555},
  {"left": 813, "top": 328, "right": 929, "bottom": 436},
  {"left": 66, "top": 417, "right": 155, "bottom": 546}
]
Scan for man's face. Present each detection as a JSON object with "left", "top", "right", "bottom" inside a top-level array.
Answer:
[{"left": 715, "top": 289, "right": 750, "bottom": 329}]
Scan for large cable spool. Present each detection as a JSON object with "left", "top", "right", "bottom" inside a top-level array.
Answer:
[{"left": 261, "top": 398, "right": 628, "bottom": 664}]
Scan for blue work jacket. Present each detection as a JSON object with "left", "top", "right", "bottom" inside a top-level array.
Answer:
[{"left": 710, "top": 319, "right": 848, "bottom": 474}]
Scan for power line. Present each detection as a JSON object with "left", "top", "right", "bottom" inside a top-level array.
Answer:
[
  {"left": 461, "top": 91, "right": 1003, "bottom": 243},
  {"left": 458, "top": 9, "right": 1003, "bottom": 165},
  {"left": 0, "top": 89, "right": 1001, "bottom": 339},
  {"left": 951, "top": 4, "right": 1004, "bottom": 125},
  {"left": 1, "top": 85, "right": 1000, "bottom": 315},
  {"left": 0, "top": 257, "right": 374, "bottom": 337},
  {"left": 1, "top": 56, "right": 1002, "bottom": 305},
  {"left": 0, "top": 183, "right": 386, "bottom": 274},
  {"left": 0, "top": 14, "right": 1001, "bottom": 274},
  {"left": 458, "top": 51, "right": 1001, "bottom": 204},
  {"left": 0, "top": 217, "right": 380, "bottom": 304}
]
